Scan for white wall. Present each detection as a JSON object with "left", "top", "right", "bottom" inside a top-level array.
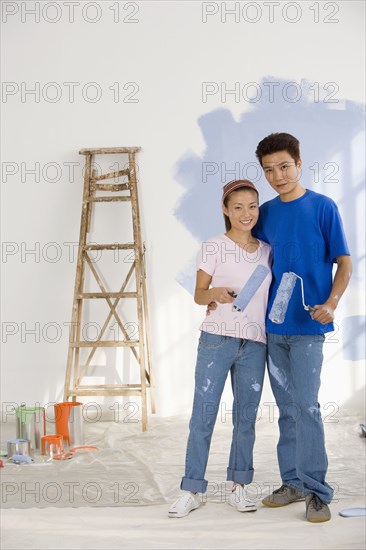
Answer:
[{"left": 1, "top": 1, "right": 365, "bottom": 420}]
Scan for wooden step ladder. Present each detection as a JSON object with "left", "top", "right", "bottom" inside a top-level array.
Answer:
[{"left": 63, "top": 147, "right": 155, "bottom": 431}]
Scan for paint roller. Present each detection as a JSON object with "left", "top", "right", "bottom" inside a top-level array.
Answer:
[
  {"left": 230, "top": 264, "right": 270, "bottom": 312},
  {"left": 269, "top": 271, "right": 315, "bottom": 324}
]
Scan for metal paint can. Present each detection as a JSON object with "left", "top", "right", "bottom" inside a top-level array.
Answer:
[
  {"left": 7, "top": 438, "right": 32, "bottom": 457},
  {"left": 54, "top": 402, "right": 84, "bottom": 449},
  {"left": 15, "top": 406, "right": 46, "bottom": 452}
]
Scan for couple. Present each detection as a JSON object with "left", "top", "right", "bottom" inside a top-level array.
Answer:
[{"left": 168, "top": 132, "right": 351, "bottom": 523}]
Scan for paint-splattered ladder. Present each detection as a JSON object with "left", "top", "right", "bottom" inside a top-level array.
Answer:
[{"left": 63, "top": 147, "right": 155, "bottom": 431}]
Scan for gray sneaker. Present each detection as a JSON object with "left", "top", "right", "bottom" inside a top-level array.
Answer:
[
  {"left": 262, "top": 484, "right": 305, "bottom": 507},
  {"left": 305, "top": 493, "right": 331, "bottom": 523}
]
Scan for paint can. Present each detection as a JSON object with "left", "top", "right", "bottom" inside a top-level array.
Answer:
[
  {"left": 41, "top": 435, "right": 64, "bottom": 458},
  {"left": 16, "top": 405, "right": 46, "bottom": 452},
  {"left": 7, "top": 438, "right": 32, "bottom": 457},
  {"left": 54, "top": 402, "right": 84, "bottom": 449}
]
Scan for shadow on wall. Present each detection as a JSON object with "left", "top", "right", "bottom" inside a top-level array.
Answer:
[{"left": 173, "top": 75, "right": 365, "bottom": 364}]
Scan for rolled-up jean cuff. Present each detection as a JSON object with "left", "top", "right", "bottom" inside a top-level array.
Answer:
[
  {"left": 302, "top": 486, "right": 333, "bottom": 504},
  {"left": 286, "top": 481, "right": 305, "bottom": 494},
  {"left": 227, "top": 468, "right": 254, "bottom": 485},
  {"left": 180, "top": 476, "right": 207, "bottom": 494}
]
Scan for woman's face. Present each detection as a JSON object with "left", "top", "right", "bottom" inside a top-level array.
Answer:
[{"left": 223, "top": 189, "right": 259, "bottom": 232}]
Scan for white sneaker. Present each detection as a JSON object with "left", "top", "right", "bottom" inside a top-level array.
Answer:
[
  {"left": 168, "top": 491, "right": 201, "bottom": 518},
  {"left": 228, "top": 484, "right": 257, "bottom": 512}
]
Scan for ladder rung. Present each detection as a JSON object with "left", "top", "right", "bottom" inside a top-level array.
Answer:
[
  {"left": 70, "top": 340, "right": 139, "bottom": 348},
  {"left": 83, "top": 243, "right": 135, "bottom": 251},
  {"left": 75, "top": 384, "right": 144, "bottom": 389},
  {"left": 77, "top": 292, "right": 137, "bottom": 299},
  {"left": 66, "top": 389, "right": 144, "bottom": 397},
  {"left": 85, "top": 196, "right": 131, "bottom": 203},
  {"left": 79, "top": 147, "right": 141, "bottom": 155},
  {"left": 90, "top": 184, "right": 129, "bottom": 192},
  {"left": 92, "top": 169, "right": 130, "bottom": 182}
]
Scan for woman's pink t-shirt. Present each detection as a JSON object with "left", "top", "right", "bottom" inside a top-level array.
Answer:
[{"left": 197, "top": 234, "right": 272, "bottom": 344}]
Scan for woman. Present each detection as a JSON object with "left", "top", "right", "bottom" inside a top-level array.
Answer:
[{"left": 168, "top": 179, "right": 272, "bottom": 518}]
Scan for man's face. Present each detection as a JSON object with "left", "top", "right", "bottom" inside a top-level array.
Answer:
[{"left": 261, "top": 150, "right": 302, "bottom": 201}]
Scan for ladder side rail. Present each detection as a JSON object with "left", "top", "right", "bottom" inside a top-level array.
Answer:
[
  {"left": 64, "top": 153, "right": 93, "bottom": 400},
  {"left": 129, "top": 152, "right": 148, "bottom": 431}
]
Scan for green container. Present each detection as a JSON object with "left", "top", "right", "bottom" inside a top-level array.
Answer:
[{"left": 15, "top": 406, "right": 45, "bottom": 452}]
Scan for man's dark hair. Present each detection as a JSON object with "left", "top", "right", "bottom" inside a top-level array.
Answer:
[{"left": 255, "top": 133, "right": 300, "bottom": 166}]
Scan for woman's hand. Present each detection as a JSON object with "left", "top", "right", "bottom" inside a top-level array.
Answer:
[
  {"left": 194, "top": 270, "right": 236, "bottom": 307},
  {"left": 210, "top": 287, "right": 236, "bottom": 305}
]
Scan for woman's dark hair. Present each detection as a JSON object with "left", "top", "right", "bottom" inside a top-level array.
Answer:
[{"left": 255, "top": 132, "right": 300, "bottom": 166}]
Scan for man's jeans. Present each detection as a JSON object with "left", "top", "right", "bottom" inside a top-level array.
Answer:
[
  {"left": 181, "top": 331, "right": 266, "bottom": 494},
  {"left": 267, "top": 333, "right": 334, "bottom": 504}
]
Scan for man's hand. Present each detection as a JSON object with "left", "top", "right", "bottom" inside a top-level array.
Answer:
[
  {"left": 311, "top": 303, "right": 335, "bottom": 324},
  {"left": 206, "top": 301, "right": 217, "bottom": 316}
]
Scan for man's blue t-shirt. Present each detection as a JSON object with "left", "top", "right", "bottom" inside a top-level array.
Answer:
[{"left": 253, "top": 190, "right": 350, "bottom": 335}]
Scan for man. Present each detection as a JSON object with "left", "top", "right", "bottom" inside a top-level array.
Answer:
[{"left": 253, "top": 132, "right": 352, "bottom": 522}]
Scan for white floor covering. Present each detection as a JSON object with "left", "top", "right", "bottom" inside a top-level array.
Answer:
[{"left": 1, "top": 412, "right": 365, "bottom": 549}]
